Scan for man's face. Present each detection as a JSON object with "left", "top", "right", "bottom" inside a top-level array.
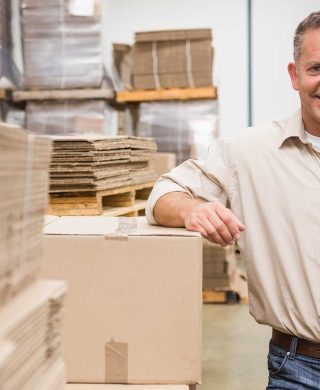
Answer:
[{"left": 288, "top": 28, "right": 320, "bottom": 134}]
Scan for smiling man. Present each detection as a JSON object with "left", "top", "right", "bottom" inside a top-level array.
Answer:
[{"left": 146, "top": 11, "right": 320, "bottom": 389}]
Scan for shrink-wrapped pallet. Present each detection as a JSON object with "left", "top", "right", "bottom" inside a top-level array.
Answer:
[
  {"left": 21, "top": 0, "right": 103, "bottom": 89},
  {"left": 0, "top": 0, "right": 19, "bottom": 88},
  {"left": 26, "top": 100, "right": 109, "bottom": 135},
  {"left": 136, "top": 100, "right": 219, "bottom": 165}
]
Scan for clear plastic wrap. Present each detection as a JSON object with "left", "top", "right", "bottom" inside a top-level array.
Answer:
[
  {"left": 0, "top": 0, "right": 20, "bottom": 88},
  {"left": 0, "top": 102, "right": 26, "bottom": 128},
  {"left": 26, "top": 100, "right": 117, "bottom": 135},
  {"left": 21, "top": 0, "right": 103, "bottom": 89},
  {"left": 136, "top": 100, "right": 219, "bottom": 165}
]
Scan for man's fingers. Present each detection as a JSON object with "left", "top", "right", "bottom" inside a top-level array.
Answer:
[
  {"left": 184, "top": 201, "right": 245, "bottom": 247},
  {"left": 196, "top": 218, "right": 229, "bottom": 246},
  {"left": 215, "top": 206, "right": 246, "bottom": 236},
  {"left": 206, "top": 214, "right": 234, "bottom": 244}
]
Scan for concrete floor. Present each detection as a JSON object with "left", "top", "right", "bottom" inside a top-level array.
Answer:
[{"left": 201, "top": 303, "right": 271, "bottom": 390}]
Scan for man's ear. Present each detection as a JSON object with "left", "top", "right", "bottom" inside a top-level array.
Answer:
[{"left": 288, "top": 62, "right": 299, "bottom": 91}]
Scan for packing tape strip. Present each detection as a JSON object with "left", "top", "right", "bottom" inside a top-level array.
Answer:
[
  {"left": 186, "top": 39, "right": 195, "bottom": 88},
  {"left": 152, "top": 41, "right": 161, "bottom": 89},
  {"left": 105, "top": 338, "right": 128, "bottom": 383},
  {"left": 19, "top": 133, "right": 35, "bottom": 270},
  {"left": 105, "top": 217, "right": 138, "bottom": 239}
]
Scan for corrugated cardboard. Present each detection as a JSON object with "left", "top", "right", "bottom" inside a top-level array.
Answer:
[
  {"left": 0, "top": 122, "right": 52, "bottom": 304},
  {"left": 66, "top": 385, "right": 191, "bottom": 390},
  {"left": 132, "top": 29, "right": 213, "bottom": 89},
  {"left": 0, "top": 279, "right": 67, "bottom": 390},
  {"left": 42, "top": 216, "right": 202, "bottom": 384},
  {"left": 154, "top": 153, "right": 176, "bottom": 177}
]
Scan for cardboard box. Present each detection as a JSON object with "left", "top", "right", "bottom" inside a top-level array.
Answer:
[
  {"left": 154, "top": 153, "right": 177, "bottom": 177},
  {"left": 42, "top": 216, "right": 202, "bottom": 384}
]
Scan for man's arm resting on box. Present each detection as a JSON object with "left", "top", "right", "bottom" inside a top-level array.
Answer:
[{"left": 153, "top": 191, "right": 245, "bottom": 247}]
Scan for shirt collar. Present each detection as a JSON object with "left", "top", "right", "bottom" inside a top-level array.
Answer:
[{"left": 278, "top": 109, "right": 306, "bottom": 148}]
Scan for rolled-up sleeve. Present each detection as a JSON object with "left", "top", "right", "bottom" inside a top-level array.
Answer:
[{"left": 146, "top": 137, "right": 234, "bottom": 225}]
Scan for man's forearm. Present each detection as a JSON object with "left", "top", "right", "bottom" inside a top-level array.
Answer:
[{"left": 153, "top": 192, "right": 206, "bottom": 227}]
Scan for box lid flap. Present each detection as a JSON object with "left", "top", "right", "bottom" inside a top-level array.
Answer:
[
  {"left": 44, "top": 216, "right": 201, "bottom": 238},
  {"left": 135, "top": 28, "right": 212, "bottom": 42}
]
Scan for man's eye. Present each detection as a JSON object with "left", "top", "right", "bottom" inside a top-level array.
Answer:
[{"left": 309, "top": 66, "right": 320, "bottom": 73}]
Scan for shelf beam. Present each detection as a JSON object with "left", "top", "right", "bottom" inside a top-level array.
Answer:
[
  {"left": 12, "top": 88, "right": 114, "bottom": 102},
  {"left": 117, "top": 86, "right": 217, "bottom": 103}
]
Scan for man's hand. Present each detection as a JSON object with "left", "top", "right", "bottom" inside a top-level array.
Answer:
[
  {"left": 182, "top": 201, "right": 245, "bottom": 246},
  {"left": 153, "top": 192, "right": 245, "bottom": 246}
]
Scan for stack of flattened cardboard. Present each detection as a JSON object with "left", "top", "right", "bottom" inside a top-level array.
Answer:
[
  {"left": 0, "top": 122, "right": 52, "bottom": 301},
  {"left": 0, "top": 280, "right": 67, "bottom": 390},
  {"left": 21, "top": 0, "right": 103, "bottom": 89},
  {"left": 203, "top": 241, "right": 237, "bottom": 290},
  {"left": 0, "top": 121, "right": 67, "bottom": 389},
  {"left": 42, "top": 216, "right": 202, "bottom": 385},
  {"left": 128, "top": 137, "right": 157, "bottom": 185},
  {"left": 26, "top": 100, "right": 108, "bottom": 135},
  {"left": 132, "top": 29, "right": 213, "bottom": 89},
  {"left": 203, "top": 240, "right": 248, "bottom": 300},
  {"left": 49, "top": 135, "right": 157, "bottom": 193}
]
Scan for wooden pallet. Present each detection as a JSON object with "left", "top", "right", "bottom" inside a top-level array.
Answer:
[
  {"left": 12, "top": 88, "right": 114, "bottom": 102},
  {"left": 47, "top": 182, "right": 154, "bottom": 216},
  {"left": 116, "top": 86, "right": 217, "bottom": 103},
  {"left": 203, "top": 290, "right": 248, "bottom": 305}
]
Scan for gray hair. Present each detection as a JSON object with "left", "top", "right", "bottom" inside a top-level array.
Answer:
[{"left": 294, "top": 11, "right": 320, "bottom": 62}]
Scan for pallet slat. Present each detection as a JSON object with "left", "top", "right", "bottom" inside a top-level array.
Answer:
[
  {"left": 102, "top": 199, "right": 147, "bottom": 217},
  {"left": 203, "top": 290, "right": 248, "bottom": 304},
  {"left": 116, "top": 86, "right": 217, "bottom": 103},
  {"left": 12, "top": 88, "right": 114, "bottom": 102}
]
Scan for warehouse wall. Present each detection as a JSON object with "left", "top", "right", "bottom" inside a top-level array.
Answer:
[
  {"left": 102, "top": 0, "right": 249, "bottom": 137},
  {"left": 252, "top": 0, "right": 320, "bottom": 125}
]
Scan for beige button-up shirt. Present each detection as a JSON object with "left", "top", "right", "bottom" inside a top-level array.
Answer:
[{"left": 146, "top": 110, "right": 320, "bottom": 342}]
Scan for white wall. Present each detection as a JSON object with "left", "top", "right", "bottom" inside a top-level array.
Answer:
[
  {"left": 252, "top": 0, "right": 320, "bottom": 125},
  {"left": 103, "top": 0, "right": 248, "bottom": 137}
]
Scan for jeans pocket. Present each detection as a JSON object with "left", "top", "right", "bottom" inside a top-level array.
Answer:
[{"left": 268, "top": 346, "right": 290, "bottom": 377}]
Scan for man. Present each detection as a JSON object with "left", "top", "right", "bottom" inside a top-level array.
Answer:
[{"left": 146, "top": 11, "right": 320, "bottom": 390}]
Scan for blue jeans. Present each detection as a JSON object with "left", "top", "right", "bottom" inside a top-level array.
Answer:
[{"left": 267, "top": 337, "right": 320, "bottom": 389}]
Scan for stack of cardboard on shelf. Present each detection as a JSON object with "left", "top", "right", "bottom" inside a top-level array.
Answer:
[
  {"left": 203, "top": 240, "right": 248, "bottom": 300},
  {"left": 49, "top": 135, "right": 157, "bottom": 193},
  {"left": 0, "top": 121, "right": 67, "bottom": 390},
  {"left": 42, "top": 216, "right": 202, "bottom": 387},
  {"left": 21, "top": 0, "right": 103, "bottom": 89},
  {"left": 132, "top": 29, "right": 213, "bottom": 89}
]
